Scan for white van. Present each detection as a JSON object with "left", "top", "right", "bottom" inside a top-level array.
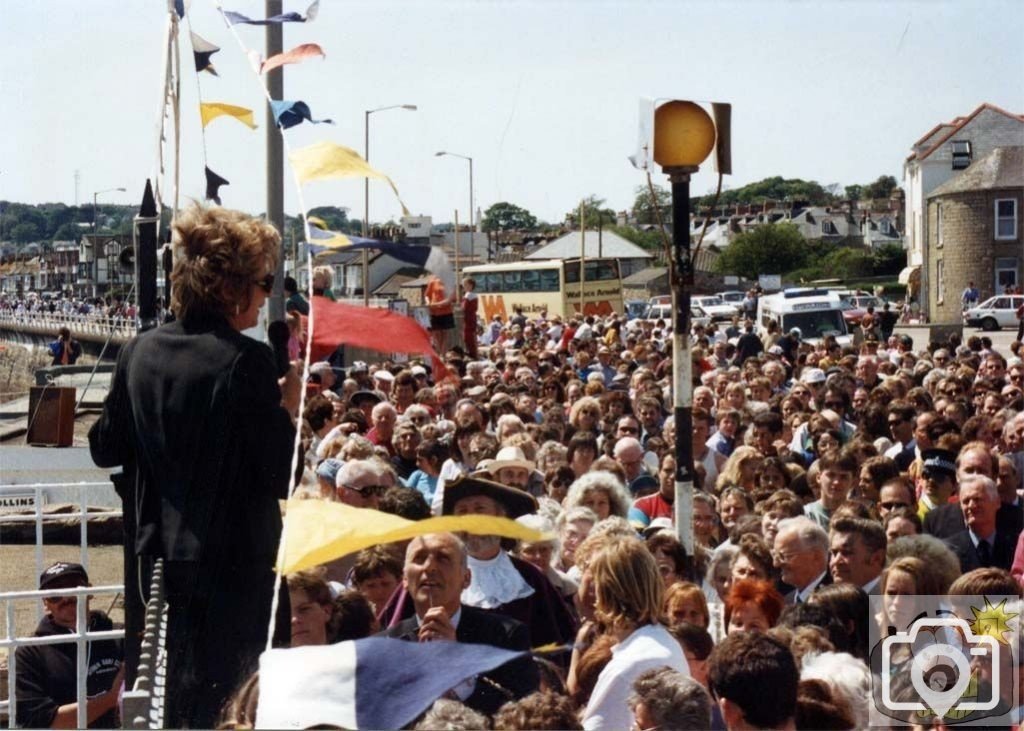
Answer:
[{"left": 756, "top": 288, "right": 852, "bottom": 345}]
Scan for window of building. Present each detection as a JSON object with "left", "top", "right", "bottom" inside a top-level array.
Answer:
[
  {"left": 995, "top": 258, "right": 1018, "bottom": 293},
  {"left": 821, "top": 220, "right": 838, "bottom": 236},
  {"left": 936, "top": 203, "right": 943, "bottom": 247},
  {"left": 936, "top": 259, "right": 945, "bottom": 305},
  {"left": 951, "top": 140, "right": 972, "bottom": 170},
  {"left": 995, "top": 199, "right": 1018, "bottom": 240}
]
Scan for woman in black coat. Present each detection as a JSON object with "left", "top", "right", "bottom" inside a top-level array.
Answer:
[{"left": 89, "top": 205, "right": 300, "bottom": 728}]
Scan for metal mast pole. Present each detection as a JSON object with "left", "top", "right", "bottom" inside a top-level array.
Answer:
[{"left": 265, "top": 0, "right": 285, "bottom": 321}]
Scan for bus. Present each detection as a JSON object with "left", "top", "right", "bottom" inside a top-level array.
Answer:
[{"left": 463, "top": 258, "right": 624, "bottom": 321}]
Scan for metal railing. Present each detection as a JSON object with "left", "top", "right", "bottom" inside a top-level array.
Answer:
[
  {"left": 1, "top": 585, "right": 124, "bottom": 729},
  {"left": 0, "top": 310, "right": 136, "bottom": 339},
  {"left": 0, "top": 482, "right": 126, "bottom": 729}
]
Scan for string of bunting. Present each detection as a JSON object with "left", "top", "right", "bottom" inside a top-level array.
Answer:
[{"left": 201, "top": 0, "right": 422, "bottom": 653}]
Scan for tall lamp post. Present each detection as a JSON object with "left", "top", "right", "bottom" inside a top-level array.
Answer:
[
  {"left": 436, "top": 152, "right": 475, "bottom": 232},
  {"left": 364, "top": 104, "right": 417, "bottom": 305},
  {"left": 435, "top": 151, "right": 474, "bottom": 282},
  {"left": 93, "top": 187, "right": 126, "bottom": 234},
  {"left": 652, "top": 101, "right": 718, "bottom": 554}
]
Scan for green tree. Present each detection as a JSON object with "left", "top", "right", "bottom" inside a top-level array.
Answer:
[
  {"left": 52, "top": 223, "right": 81, "bottom": 242},
  {"left": 481, "top": 201, "right": 537, "bottom": 232},
  {"left": 713, "top": 223, "right": 808, "bottom": 279},
  {"left": 862, "top": 175, "right": 898, "bottom": 200},
  {"left": 872, "top": 243, "right": 906, "bottom": 275},
  {"left": 844, "top": 184, "right": 864, "bottom": 201},
  {"left": 631, "top": 184, "right": 671, "bottom": 225},
  {"left": 564, "top": 195, "right": 616, "bottom": 228},
  {"left": 307, "top": 206, "right": 350, "bottom": 231},
  {"left": 11, "top": 222, "right": 40, "bottom": 244}
]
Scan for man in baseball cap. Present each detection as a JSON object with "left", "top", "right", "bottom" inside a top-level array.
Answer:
[{"left": 15, "top": 562, "right": 123, "bottom": 728}]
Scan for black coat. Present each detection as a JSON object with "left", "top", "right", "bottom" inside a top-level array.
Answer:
[
  {"left": 88, "top": 313, "right": 295, "bottom": 727},
  {"left": 944, "top": 530, "right": 1016, "bottom": 574},
  {"left": 923, "top": 503, "right": 1023, "bottom": 543},
  {"left": 15, "top": 612, "right": 122, "bottom": 729},
  {"left": 379, "top": 605, "right": 539, "bottom": 716}
]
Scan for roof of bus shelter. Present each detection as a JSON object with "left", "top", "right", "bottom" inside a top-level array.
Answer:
[{"left": 524, "top": 230, "right": 654, "bottom": 261}]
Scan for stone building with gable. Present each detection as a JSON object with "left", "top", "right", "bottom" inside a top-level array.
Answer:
[{"left": 926, "top": 146, "right": 1023, "bottom": 323}]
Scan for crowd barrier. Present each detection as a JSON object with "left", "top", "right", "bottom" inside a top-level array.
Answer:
[{"left": 0, "top": 482, "right": 155, "bottom": 729}]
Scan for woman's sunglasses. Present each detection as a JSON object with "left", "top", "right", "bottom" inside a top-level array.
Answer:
[{"left": 254, "top": 274, "right": 275, "bottom": 294}]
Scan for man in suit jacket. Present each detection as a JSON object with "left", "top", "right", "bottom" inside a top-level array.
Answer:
[
  {"left": 379, "top": 532, "right": 539, "bottom": 715},
  {"left": 944, "top": 476, "right": 1016, "bottom": 574},
  {"left": 773, "top": 516, "right": 832, "bottom": 604},
  {"left": 923, "top": 445, "right": 1023, "bottom": 542}
]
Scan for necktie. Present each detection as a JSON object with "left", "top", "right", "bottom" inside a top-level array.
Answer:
[{"left": 978, "top": 539, "right": 992, "bottom": 567}]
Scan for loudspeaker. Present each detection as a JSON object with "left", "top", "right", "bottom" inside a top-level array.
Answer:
[{"left": 26, "top": 386, "right": 76, "bottom": 447}]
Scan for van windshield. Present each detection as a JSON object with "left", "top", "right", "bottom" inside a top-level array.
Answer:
[{"left": 782, "top": 309, "right": 847, "bottom": 338}]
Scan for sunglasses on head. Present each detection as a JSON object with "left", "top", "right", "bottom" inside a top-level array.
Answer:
[{"left": 254, "top": 274, "right": 275, "bottom": 294}]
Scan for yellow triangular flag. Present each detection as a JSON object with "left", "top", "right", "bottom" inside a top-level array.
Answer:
[
  {"left": 200, "top": 102, "right": 258, "bottom": 129},
  {"left": 276, "top": 499, "right": 548, "bottom": 574},
  {"left": 288, "top": 140, "right": 410, "bottom": 215}
]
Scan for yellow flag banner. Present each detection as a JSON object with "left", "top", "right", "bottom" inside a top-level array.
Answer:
[
  {"left": 200, "top": 102, "right": 258, "bottom": 129},
  {"left": 277, "top": 499, "right": 549, "bottom": 574},
  {"left": 288, "top": 140, "right": 410, "bottom": 215}
]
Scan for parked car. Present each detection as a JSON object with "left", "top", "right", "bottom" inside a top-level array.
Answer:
[
  {"left": 964, "top": 295, "right": 1024, "bottom": 331},
  {"left": 644, "top": 302, "right": 710, "bottom": 331},
  {"left": 718, "top": 290, "right": 745, "bottom": 305},
  {"left": 692, "top": 295, "right": 740, "bottom": 322},
  {"left": 625, "top": 299, "right": 649, "bottom": 320},
  {"left": 837, "top": 293, "right": 887, "bottom": 326}
]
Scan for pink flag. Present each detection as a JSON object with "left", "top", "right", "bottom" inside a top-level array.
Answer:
[{"left": 260, "top": 43, "right": 326, "bottom": 75}]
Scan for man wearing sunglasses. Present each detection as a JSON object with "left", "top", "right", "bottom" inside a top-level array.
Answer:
[
  {"left": 15, "top": 562, "right": 124, "bottom": 729},
  {"left": 335, "top": 460, "right": 390, "bottom": 510}
]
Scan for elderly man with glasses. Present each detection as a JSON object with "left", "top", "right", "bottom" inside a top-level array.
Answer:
[
  {"left": 335, "top": 459, "right": 390, "bottom": 509},
  {"left": 773, "top": 517, "right": 831, "bottom": 604}
]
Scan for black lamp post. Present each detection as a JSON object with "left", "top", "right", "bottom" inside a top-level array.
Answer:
[{"left": 652, "top": 101, "right": 719, "bottom": 553}]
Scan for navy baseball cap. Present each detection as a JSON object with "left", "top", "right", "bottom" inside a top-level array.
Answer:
[{"left": 39, "top": 562, "right": 89, "bottom": 591}]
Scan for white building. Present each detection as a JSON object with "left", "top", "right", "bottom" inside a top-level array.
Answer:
[{"left": 903, "top": 103, "right": 1024, "bottom": 313}]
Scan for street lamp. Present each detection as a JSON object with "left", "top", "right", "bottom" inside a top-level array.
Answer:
[
  {"left": 434, "top": 151, "right": 474, "bottom": 234},
  {"left": 93, "top": 187, "right": 127, "bottom": 234},
  {"left": 364, "top": 104, "right": 417, "bottom": 305},
  {"left": 653, "top": 101, "right": 718, "bottom": 554}
]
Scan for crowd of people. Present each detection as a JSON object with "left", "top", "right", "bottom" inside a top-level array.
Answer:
[{"left": 20, "top": 204, "right": 1024, "bottom": 730}]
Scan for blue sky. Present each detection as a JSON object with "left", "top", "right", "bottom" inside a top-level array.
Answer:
[{"left": 2, "top": 1, "right": 1022, "bottom": 225}]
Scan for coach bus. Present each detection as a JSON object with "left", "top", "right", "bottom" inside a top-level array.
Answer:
[{"left": 463, "top": 258, "right": 624, "bottom": 321}]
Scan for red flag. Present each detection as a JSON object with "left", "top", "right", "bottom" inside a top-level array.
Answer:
[{"left": 309, "top": 297, "right": 450, "bottom": 381}]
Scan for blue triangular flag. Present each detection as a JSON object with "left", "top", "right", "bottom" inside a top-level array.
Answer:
[{"left": 270, "top": 100, "right": 333, "bottom": 130}]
